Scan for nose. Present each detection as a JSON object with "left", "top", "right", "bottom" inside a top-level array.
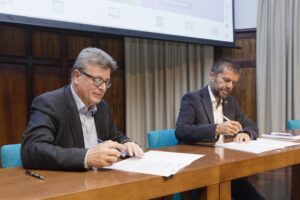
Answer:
[{"left": 98, "top": 82, "right": 107, "bottom": 90}]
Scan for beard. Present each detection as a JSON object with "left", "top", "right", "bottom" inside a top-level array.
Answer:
[
  {"left": 218, "top": 88, "right": 230, "bottom": 98},
  {"left": 211, "top": 86, "right": 230, "bottom": 99}
]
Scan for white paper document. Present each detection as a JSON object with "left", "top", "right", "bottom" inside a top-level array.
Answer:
[
  {"left": 104, "top": 150, "right": 204, "bottom": 177},
  {"left": 261, "top": 132, "right": 300, "bottom": 141},
  {"left": 215, "top": 138, "right": 300, "bottom": 154}
]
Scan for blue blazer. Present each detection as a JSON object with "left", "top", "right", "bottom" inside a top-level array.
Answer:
[
  {"left": 175, "top": 86, "right": 258, "bottom": 143},
  {"left": 21, "top": 85, "right": 129, "bottom": 171}
]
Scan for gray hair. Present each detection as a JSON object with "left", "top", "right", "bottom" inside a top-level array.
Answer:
[
  {"left": 211, "top": 58, "right": 240, "bottom": 74},
  {"left": 71, "top": 47, "right": 118, "bottom": 78}
]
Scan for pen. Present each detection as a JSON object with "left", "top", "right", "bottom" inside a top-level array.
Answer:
[
  {"left": 25, "top": 170, "right": 45, "bottom": 180},
  {"left": 97, "top": 139, "right": 129, "bottom": 157},
  {"left": 223, "top": 115, "right": 244, "bottom": 134},
  {"left": 223, "top": 115, "right": 231, "bottom": 122}
]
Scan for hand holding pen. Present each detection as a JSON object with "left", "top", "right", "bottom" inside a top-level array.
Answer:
[
  {"left": 216, "top": 115, "right": 242, "bottom": 136},
  {"left": 223, "top": 115, "right": 244, "bottom": 134},
  {"left": 97, "top": 139, "right": 129, "bottom": 157},
  {"left": 222, "top": 115, "right": 250, "bottom": 143},
  {"left": 86, "top": 140, "right": 127, "bottom": 168},
  {"left": 97, "top": 139, "right": 144, "bottom": 158}
]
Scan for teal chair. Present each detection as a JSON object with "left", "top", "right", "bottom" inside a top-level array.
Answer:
[
  {"left": 147, "top": 129, "right": 180, "bottom": 200},
  {"left": 147, "top": 129, "right": 178, "bottom": 149},
  {"left": 1, "top": 144, "right": 22, "bottom": 168},
  {"left": 287, "top": 120, "right": 300, "bottom": 130}
]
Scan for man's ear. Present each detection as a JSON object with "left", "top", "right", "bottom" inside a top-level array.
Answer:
[
  {"left": 209, "top": 71, "right": 215, "bottom": 81},
  {"left": 73, "top": 70, "right": 81, "bottom": 85}
]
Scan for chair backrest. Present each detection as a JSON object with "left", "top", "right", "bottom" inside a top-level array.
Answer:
[
  {"left": 287, "top": 120, "right": 300, "bottom": 130},
  {"left": 147, "top": 129, "right": 178, "bottom": 149},
  {"left": 1, "top": 144, "right": 22, "bottom": 168},
  {"left": 147, "top": 129, "right": 181, "bottom": 200}
]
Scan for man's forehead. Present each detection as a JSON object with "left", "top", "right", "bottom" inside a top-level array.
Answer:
[
  {"left": 220, "top": 67, "right": 239, "bottom": 75},
  {"left": 218, "top": 68, "right": 240, "bottom": 80}
]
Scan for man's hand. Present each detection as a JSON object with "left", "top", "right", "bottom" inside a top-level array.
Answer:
[
  {"left": 86, "top": 140, "right": 126, "bottom": 168},
  {"left": 123, "top": 142, "right": 144, "bottom": 157},
  {"left": 234, "top": 133, "right": 250, "bottom": 143},
  {"left": 216, "top": 120, "right": 242, "bottom": 136}
]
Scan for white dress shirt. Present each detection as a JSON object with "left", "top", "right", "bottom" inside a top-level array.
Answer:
[
  {"left": 70, "top": 85, "right": 98, "bottom": 149},
  {"left": 208, "top": 85, "right": 224, "bottom": 144}
]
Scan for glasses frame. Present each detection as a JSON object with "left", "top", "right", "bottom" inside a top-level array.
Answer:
[{"left": 79, "top": 70, "right": 112, "bottom": 88}]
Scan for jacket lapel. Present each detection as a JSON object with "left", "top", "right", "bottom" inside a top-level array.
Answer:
[
  {"left": 200, "top": 86, "right": 214, "bottom": 123},
  {"left": 64, "top": 86, "right": 85, "bottom": 148},
  {"left": 94, "top": 104, "right": 104, "bottom": 139},
  {"left": 222, "top": 98, "right": 228, "bottom": 117}
]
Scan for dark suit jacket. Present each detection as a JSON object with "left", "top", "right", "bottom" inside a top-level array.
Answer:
[
  {"left": 21, "top": 85, "right": 130, "bottom": 171},
  {"left": 175, "top": 86, "right": 258, "bottom": 143}
]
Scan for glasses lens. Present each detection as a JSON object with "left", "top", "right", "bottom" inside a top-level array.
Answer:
[
  {"left": 104, "top": 81, "right": 112, "bottom": 88},
  {"left": 94, "top": 79, "right": 112, "bottom": 88},
  {"left": 80, "top": 70, "right": 111, "bottom": 89}
]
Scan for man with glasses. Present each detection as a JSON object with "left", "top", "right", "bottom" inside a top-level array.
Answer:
[{"left": 21, "top": 47, "right": 143, "bottom": 170}]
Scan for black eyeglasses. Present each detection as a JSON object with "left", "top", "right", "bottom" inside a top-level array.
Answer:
[{"left": 79, "top": 70, "right": 112, "bottom": 88}]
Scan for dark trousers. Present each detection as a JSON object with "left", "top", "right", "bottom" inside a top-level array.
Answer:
[{"left": 232, "top": 177, "right": 265, "bottom": 200}]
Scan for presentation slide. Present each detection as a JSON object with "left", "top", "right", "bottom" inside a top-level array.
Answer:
[{"left": 0, "top": 0, "right": 234, "bottom": 45}]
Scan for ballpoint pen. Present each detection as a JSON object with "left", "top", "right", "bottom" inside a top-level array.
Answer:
[
  {"left": 223, "top": 115, "right": 231, "bottom": 122},
  {"left": 223, "top": 115, "right": 244, "bottom": 134},
  {"left": 97, "top": 139, "right": 129, "bottom": 157},
  {"left": 25, "top": 170, "right": 45, "bottom": 180}
]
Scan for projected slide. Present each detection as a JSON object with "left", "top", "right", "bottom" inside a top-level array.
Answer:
[
  {"left": 141, "top": 0, "right": 224, "bottom": 22},
  {"left": 0, "top": 0, "right": 234, "bottom": 44}
]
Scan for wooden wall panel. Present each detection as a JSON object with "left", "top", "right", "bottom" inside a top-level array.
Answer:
[
  {"left": 0, "top": 64, "right": 27, "bottom": 146},
  {"left": 67, "top": 35, "right": 93, "bottom": 60},
  {"left": 32, "top": 66, "right": 63, "bottom": 97},
  {"left": 0, "top": 24, "right": 26, "bottom": 56},
  {"left": 216, "top": 37, "right": 256, "bottom": 66},
  {"left": 33, "top": 31, "right": 61, "bottom": 59}
]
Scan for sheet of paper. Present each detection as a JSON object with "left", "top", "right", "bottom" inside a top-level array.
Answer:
[
  {"left": 215, "top": 138, "right": 299, "bottom": 154},
  {"left": 104, "top": 150, "right": 204, "bottom": 177},
  {"left": 261, "top": 132, "right": 300, "bottom": 141}
]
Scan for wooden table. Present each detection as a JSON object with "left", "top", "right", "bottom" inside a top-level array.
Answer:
[
  {"left": 165, "top": 142, "right": 300, "bottom": 200},
  {"left": 0, "top": 145, "right": 220, "bottom": 200},
  {"left": 2, "top": 143, "right": 300, "bottom": 200},
  {"left": 213, "top": 144, "right": 300, "bottom": 200}
]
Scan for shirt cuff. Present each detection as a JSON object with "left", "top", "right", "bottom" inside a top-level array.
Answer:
[
  {"left": 84, "top": 149, "right": 90, "bottom": 169},
  {"left": 121, "top": 140, "right": 130, "bottom": 144}
]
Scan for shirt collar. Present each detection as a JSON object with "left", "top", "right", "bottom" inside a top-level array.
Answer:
[
  {"left": 70, "top": 84, "right": 97, "bottom": 115},
  {"left": 208, "top": 85, "right": 223, "bottom": 107}
]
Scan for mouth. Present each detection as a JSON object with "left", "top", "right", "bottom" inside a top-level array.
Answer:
[
  {"left": 223, "top": 90, "right": 229, "bottom": 94},
  {"left": 93, "top": 92, "right": 103, "bottom": 98},
  {"left": 220, "top": 89, "right": 230, "bottom": 97}
]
